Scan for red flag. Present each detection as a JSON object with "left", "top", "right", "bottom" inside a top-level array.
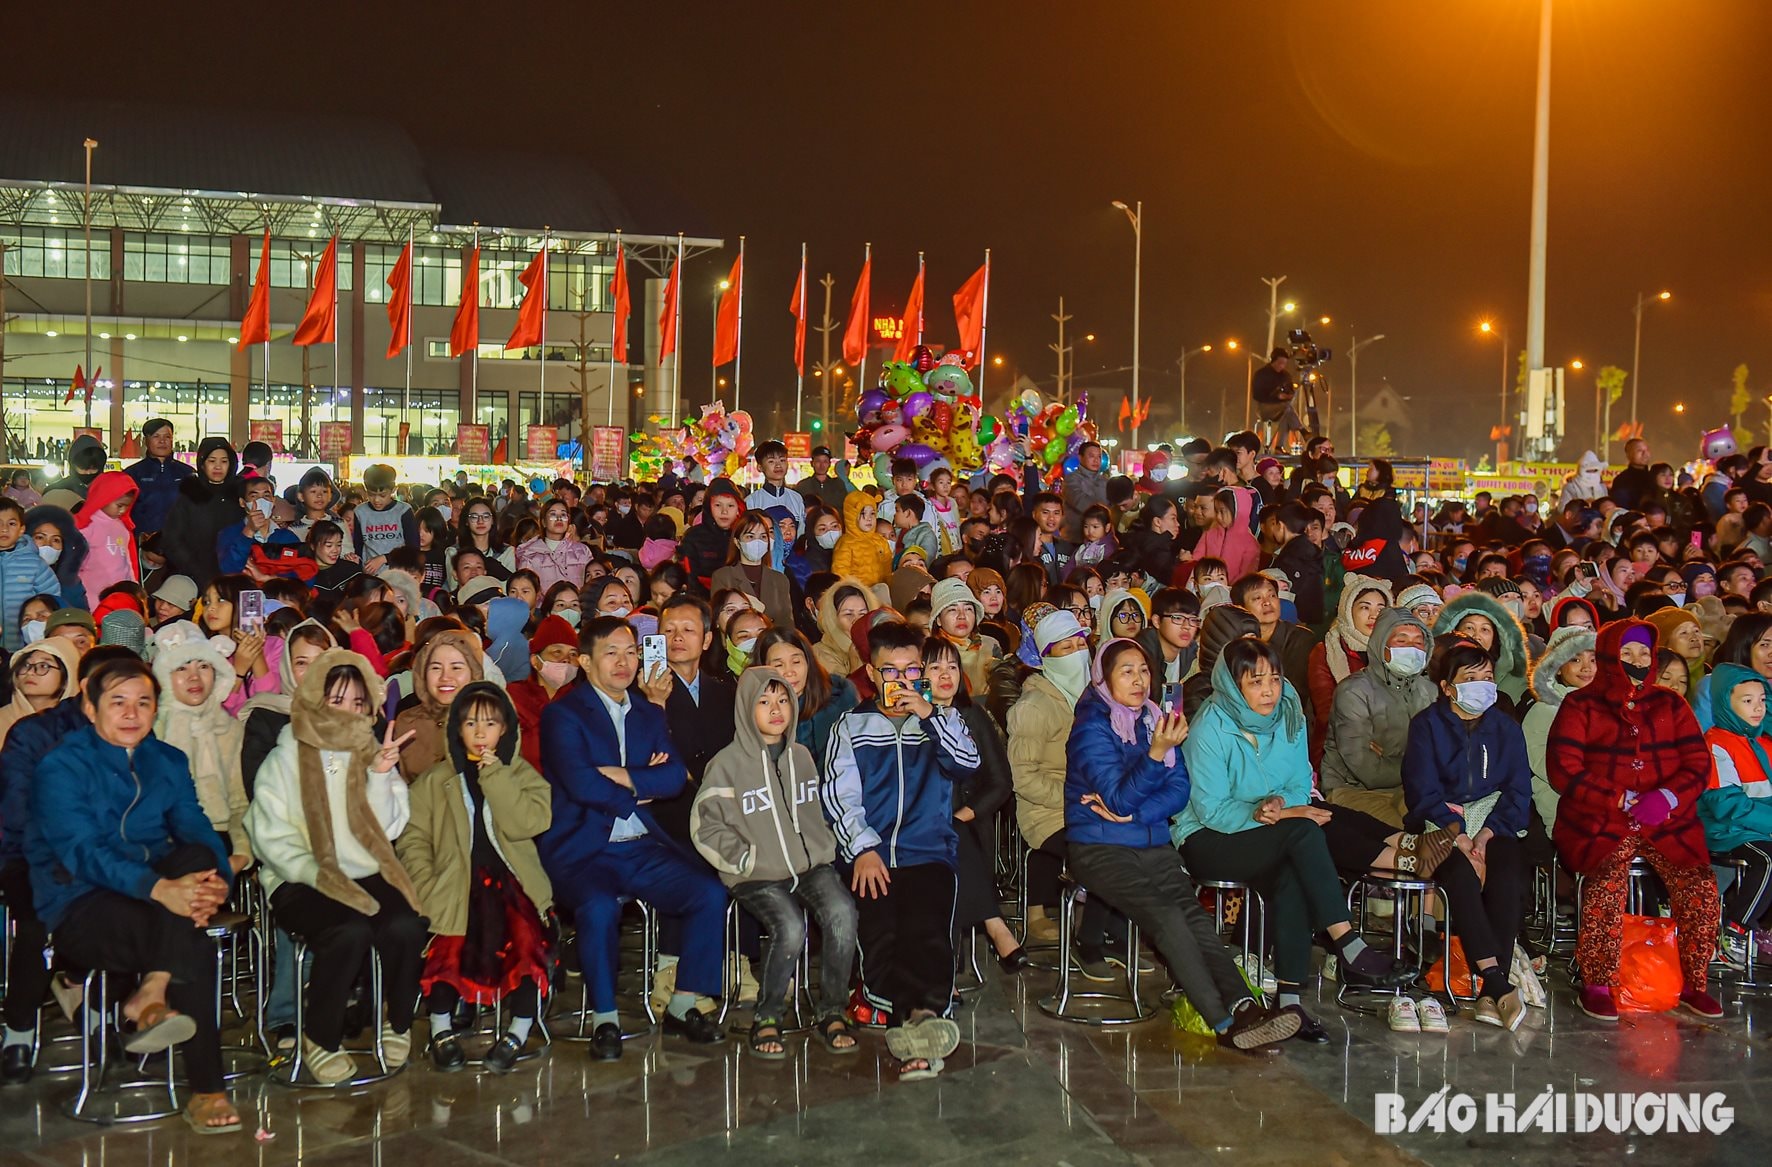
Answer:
[
  {"left": 385, "top": 240, "right": 413, "bottom": 359},
  {"left": 450, "top": 245, "right": 480, "bottom": 358},
  {"left": 505, "top": 245, "right": 548, "bottom": 350},
  {"left": 952, "top": 261, "right": 988, "bottom": 368},
  {"left": 658, "top": 257, "right": 681, "bottom": 361},
  {"left": 789, "top": 255, "right": 807, "bottom": 377},
  {"left": 609, "top": 243, "right": 631, "bottom": 364},
  {"left": 892, "top": 265, "right": 925, "bottom": 364},
  {"left": 239, "top": 230, "right": 272, "bottom": 345},
  {"left": 291, "top": 237, "right": 338, "bottom": 346},
  {"left": 63, "top": 364, "right": 84, "bottom": 405},
  {"left": 842, "top": 254, "right": 871, "bottom": 367},
  {"left": 1117, "top": 396, "right": 1131, "bottom": 431},
  {"left": 713, "top": 253, "right": 742, "bottom": 367}
]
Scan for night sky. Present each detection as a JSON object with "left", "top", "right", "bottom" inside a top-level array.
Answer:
[{"left": 11, "top": 0, "right": 1768, "bottom": 461}]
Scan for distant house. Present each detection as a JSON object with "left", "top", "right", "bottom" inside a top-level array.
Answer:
[{"left": 1351, "top": 379, "right": 1414, "bottom": 451}]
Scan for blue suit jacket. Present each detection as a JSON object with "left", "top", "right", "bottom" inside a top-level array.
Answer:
[{"left": 537, "top": 681, "right": 688, "bottom": 882}]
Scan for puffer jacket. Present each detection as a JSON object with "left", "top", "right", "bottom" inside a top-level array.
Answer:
[
  {"left": 1522, "top": 626, "right": 1595, "bottom": 828},
  {"left": 1007, "top": 671, "right": 1075, "bottom": 849},
  {"left": 1064, "top": 690, "right": 1189, "bottom": 849},
  {"left": 1321, "top": 607, "right": 1438, "bottom": 793},
  {"left": 160, "top": 438, "right": 242, "bottom": 589},
  {"left": 0, "top": 696, "right": 85, "bottom": 865},
  {"left": 399, "top": 682, "right": 553, "bottom": 935},
  {"left": 829, "top": 491, "right": 892, "bottom": 588},
  {"left": 22, "top": 504, "right": 89, "bottom": 613},
  {"left": 28, "top": 724, "right": 232, "bottom": 928},
  {"left": 1172, "top": 681, "right": 1313, "bottom": 844},
  {"left": 123, "top": 452, "right": 195, "bottom": 535},
  {"left": 0, "top": 533, "right": 63, "bottom": 652},
  {"left": 1434, "top": 590, "right": 1531, "bottom": 704},
  {"left": 692, "top": 667, "right": 837, "bottom": 887},
  {"left": 514, "top": 535, "right": 592, "bottom": 594}
]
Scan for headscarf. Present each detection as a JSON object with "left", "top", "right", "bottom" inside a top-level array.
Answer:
[
  {"left": 1204, "top": 639, "right": 1307, "bottom": 742},
  {"left": 1089, "top": 637, "right": 1172, "bottom": 766},
  {"left": 1710, "top": 663, "right": 1772, "bottom": 779},
  {"left": 1034, "top": 610, "right": 1090, "bottom": 706},
  {"left": 241, "top": 617, "right": 337, "bottom": 719},
  {"left": 1321, "top": 573, "right": 1391, "bottom": 683}
]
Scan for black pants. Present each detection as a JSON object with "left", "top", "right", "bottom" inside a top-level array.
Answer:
[
  {"left": 1430, "top": 836, "right": 1527, "bottom": 969},
  {"left": 1315, "top": 801, "right": 1395, "bottom": 874},
  {"left": 1721, "top": 842, "right": 1772, "bottom": 930},
  {"left": 270, "top": 875, "right": 429, "bottom": 1051},
  {"left": 1068, "top": 843, "right": 1250, "bottom": 1027},
  {"left": 1031, "top": 830, "right": 1118, "bottom": 951},
  {"left": 954, "top": 822, "right": 1003, "bottom": 928},
  {"left": 855, "top": 861, "right": 955, "bottom": 1024},
  {"left": 0, "top": 861, "right": 48, "bottom": 1033},
  {"left": 51, "top": 844, "right": 224, "bottom": 1092},
  {"left": 1181, "top": 819, "right": 1351, "bottom": 986}
]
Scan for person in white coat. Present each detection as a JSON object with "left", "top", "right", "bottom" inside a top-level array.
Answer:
[{"left": 1558, "top": 450, "right": 1608, "bottom": 510}]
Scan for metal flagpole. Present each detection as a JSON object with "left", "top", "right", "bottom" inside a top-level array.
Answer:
[
  {"left": 331, "top": 235, "right": 340, "bottom": 456},
  {"left": 915, "top": 251, "right": 925, "bottom": 345},
  {"left": 470, "top": 226, "right": 479, "bottom": 406},
  {"left": 82, "top": 138, "right": 96, "bottom": 430},
  {"left": 976, "top": 248, "right": 991, "bottom": 401},
  {"left": 402, "top": 226, "right": 412, "bottom": 431},
  {"left": 607, "top": 230, "right": 621, "bottom": 428},
  {"left": 794, "top": 242, "right": 806, "bottom": 431},
  {"left": 538, "top": 229, "right": 549, "bottom": 404},
  {"left": 857, "top": 241, "right": 871, "bottom": 404},
  {"left": 733, "top": 235, "right": 745, "bottom": 412},
  {"left": 671, "top": 232, "right": 684, "bottom": 429}
]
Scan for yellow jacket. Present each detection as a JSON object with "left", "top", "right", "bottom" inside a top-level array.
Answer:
[{"left": 830, "top": 491, "right": 892, "bottom": 587}]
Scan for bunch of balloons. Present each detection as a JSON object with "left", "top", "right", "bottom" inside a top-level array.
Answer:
[
  {"left": 680, "top": 401, "right": 755, "bottom": 478},
  {"left": 629, "top": 416, "right": 692, "bottom": 480},
  {"left": 977, "top": 387, "right": 1098, "bottom": 485},
  {"left": 854, "top": 346, "right": 983, "bottom": 473}
]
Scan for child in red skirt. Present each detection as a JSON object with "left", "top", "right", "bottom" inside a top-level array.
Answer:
[{"left": 398, "top": 681, "right": 555, "bottom": 1073}]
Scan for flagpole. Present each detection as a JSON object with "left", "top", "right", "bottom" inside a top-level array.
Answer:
[
  {"left": 858, "top": 241, "right": 871, "bottom": 403},
  {"left": 733, "top": 235, "right": 745, "bottom": 412},
  {"left": 915, "top": 251, "right": 925, "bottom": 346},
  {"left": 402, "top": 226, "right": 413, "bottom": 435},
  {"left": 538, "top": 229, "right": 549, "bottom": 413},
  {"left": 469, "top": 226, "right": 479, "bottom": 410},
  {"left": 332, "top": 237, "right": 340, "bottom": 458},
  {"left": 976, "top": 248, "right": 991, "bottom": 401},
  {"left": 795, "top": 242, "right": 806, "bottom": 431},
  {"left": 671, "top": 232, "right": 684, "bottom": 429},
  {"left": 607, "top": 230, "right": 621, "bottom": 429}
]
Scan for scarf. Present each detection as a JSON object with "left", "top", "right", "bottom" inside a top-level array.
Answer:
[
  {"left": 1041, "top": 650, "right": 1091, "bottom": 706},
  {"left": 1089, "top": 638, "right": 1173, "bottom": 766},
  {"left": 1206, "top": 647, "right": 1307, "bottom": 742},
  {"left": 241, "top": 619, "right": 336, "bottom": 719},
  {"left": 290, "top": 648, "right": 421, "bottom": 916},
  {"left": 1322, "top": 574, "right": 1391, "bottom": 683},
  {"left": 1711, "top": 663, "right": 1772, "bottom": 780}
]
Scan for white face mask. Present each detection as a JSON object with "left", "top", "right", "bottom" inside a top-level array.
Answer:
[
  {"left": 1386, "top": 646, "right": 1428, "bottom": 677},
  {"left": 37, "top": 544, "right": 59, "bottom": 566},
  {"left": 740, "top": 538, "right": 770, "bottom": 562},
  {"left": 608, "top": 606, "right": 630, "bottom": 618},
  {"left": 734, "top": 636, "right": 758, "bottom": 655},
  {"left": 1453, "top": 680, "right": 1499, "bottom": 715},
  {"left": 253, "top": 497, "right": 275, "bottom": 519},
  {"left": 617, "top": 503, "right": 632, "bottom": 515},
  {"left": 816, "top": 529, "right": 841, "bottom": 550},
  {"left": 1668, "top": 591, "right": 1687, "bottom": 608},
  {"left": 1041, "top": 650, "right": 1092, "bottom": 701},
  {"left": 1087, "top": 593, "right": 1103, "bottom": 611},
  {"left": 20, "top": 619, "right": 45, "bottom": 644}
]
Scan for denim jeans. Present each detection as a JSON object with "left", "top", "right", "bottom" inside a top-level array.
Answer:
[{"left": 732, "top": 864, "right": 858, "bottom": 1022}]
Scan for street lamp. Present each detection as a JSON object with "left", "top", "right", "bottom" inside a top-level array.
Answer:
[
  {"left": 1176, "top": 343, "right": 1213, "bottom": 434},
  {"left": 1347, "top": 334, "right": 1386, "bottom": 456},
  {"left": 1111, "top": 200, "right": 1142, "bottom": 447},
  {"left": 1629, "top": 289, "right": 1671, "bottom": 433},
  {"left": 1479, "top": 319, "right": 1509, "bottom": 463}
]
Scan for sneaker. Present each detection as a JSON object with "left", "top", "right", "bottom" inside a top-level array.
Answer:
[
  {"left": 1721, "top": 923, "right": 1751, "bottom": 970},
  {"left": 1387, "top": 996, "right": 1421, "bottom": 1033},
  {"left": 1104, "top": 951, "right": 1157, "bottom": 975},
  {"left": 1472, "top": 996, "right": 1502, "bottom": 1027},
  {"left": 1577, "top": 985, "right": 1619, "bottom": 1022},
  {"left": 1074, "top": 950, "right": 1116, "bottom": 983},
  {"left": 1236, "top": 952, "right": 1278, "bottom": 995},
  {"left": 1494, "top": 988, "right": 1527, "bottom": 1032},
  {"left": 1217, "top": 999, "right": 1302, "bottom": 1053},
  {"left": 1679, "top": 988, "right": 1724, "bottom": 1019},
  {"left": 1415, "top": 998, "right": 1449, "bottom": 1034}
]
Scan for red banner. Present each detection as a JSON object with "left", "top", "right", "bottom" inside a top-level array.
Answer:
[
  {"left": 456, "top": 423, "right": 491, "bottom": 464},
  {"left": 318, "top": 422, "right": 352, "bottom": 462},
  {"left": 398, "top": 422, "right": 411, "bottom": 455},
  {"left": 248, "top": 420, "right": 285, "bottom": 452},
  {"left": 784, "top": 431, "right": 813, "bottom": 459},
  {"left": 525, "top": 425, "right": 559, "bottom": 463},
  {"left": 590, "top": 426, "right": 626, "bottom": 481},
  {"left": 72, "top": 426, "right": 104, "bottom": 445}
]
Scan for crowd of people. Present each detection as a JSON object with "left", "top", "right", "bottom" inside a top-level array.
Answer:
[{"left": 1, "top": 416, "right": 1767, "bottom": 1133}]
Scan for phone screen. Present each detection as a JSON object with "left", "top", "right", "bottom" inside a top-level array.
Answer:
[
  {"left": 1162, "top": 682, "right": 1185, "bottom": 713},
  {"left": 236, "top": 588, "right": 266, "bottom": 636}
]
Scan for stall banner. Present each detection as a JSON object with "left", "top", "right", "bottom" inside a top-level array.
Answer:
[
  {"left": 525, "top": 425, "right": 559, "bottom": 463},
  {"left": 590, "top": 426, "right": 626, "bottom": 481},
  {"left": 319, "top": 422, "right": 352, "bottom": 462},
  {"left": 248, "top": 420, "right": 284, "bottom": 452},
  {"left": 456, "top": 424, "right": 491, "bottom": 464},
  {"left": 784, "top": 432, "right": 813, "bottom": 459}
]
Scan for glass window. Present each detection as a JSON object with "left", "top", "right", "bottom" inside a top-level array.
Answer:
[
  {"left": 268, "top": 239, "right": 353, "bottom": 291},
  {"left": 122, "top": 233, "right": 231, "bottom": 285},
  {"left": 364, "top": 244, "right": 461, "bottom": 307},
  {"left": 0, "top": 227, "right": 111, "bottom": 280},
  {"left": 477, "top": 246, "right": 609, "bottom": 312},
  {"left": 424, "top": 339, "right": 607, "bottom": 363},
  {"left": 363, "top": 387, "right": 460, "bottom": 456}
]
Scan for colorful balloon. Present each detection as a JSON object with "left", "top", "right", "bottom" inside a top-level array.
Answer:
[
  {"left": 857, "top": 388, "right": 889, "bottom": 419},
  {"left": 897, "top": 442, "right": 943, "bottom": 469},
  {"left": 1043, "top": 439, "right": 1066, "bottom": 467},
  {"left": 978, "top": 414, "right": 999, "bottom": 445},
  {"left": 924, "top": 365, "right": 974, "bottom": 400},
  {"left": 912, "top": 346, "right": 937, "bottom": 373},
  {"left": 930, "top": 401, "right": 954, "bottom": 436},
  {"left": 886, "top": 364, "right": 925, "bottom": 399},
  {"left": 901, "top": 391, "right": 934, "bottom": 421},
  {"left": 871, "top": 423, "right": 910, "bottom": 453}
]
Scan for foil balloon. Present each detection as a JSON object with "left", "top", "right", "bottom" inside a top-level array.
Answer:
[
  {"left": 1054, "top": 405, "right": 1079, "bottom": 438},
  {"left": 1042, "top": 438, "right": 1066, "bottom": 467},
  {"left": 1702, "top": 425, "right": 1738, "bottom": 462},
  {"left": 924, "top": 365, "right": 974, "bottom": 401},
  {"left": 911, "top": 345, "right": 936, "bottom": 373},
  {"left": 978, "top": 414, "right": 1000, "bottom": 445},
  {"left": 857, "top": 388, "right": 890, "bottom": 420},
  {"left": 930, "top": 400, "right": 954, "bottom": 436},
  {"left": 897, "top": 442, "right": 944, "bottom": 469},
  {"left": 871, "top": 423, "right": 911, "bottom": 453},
  {"left": 886, "top": 364, "right": 925, "bottom": 399},
  {"left": 901, "top": 391, "right": 934, "bottom": 421}
]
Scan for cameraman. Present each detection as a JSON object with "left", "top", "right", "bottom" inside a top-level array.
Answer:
[{"left": 1250, "top": 348, "right": 1302, "bottom": 454}]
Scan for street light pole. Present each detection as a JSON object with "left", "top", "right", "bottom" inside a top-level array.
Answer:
[
  {"left": 1346, "top": 334, "right": 1385, "bottom": 456},
  {"left": 1629, "top": 290, "right": 1671, "bottom": 435},
  {"left": 1262, "top": 276, "right": 1288, "bottom": 358},
  {"left": 1112, "top": 200, "right": 1142, "bottom": 447},
  {"left": 1526, "top": 0, "right": 1551, "bottom": 373},
  {"left": 1176, "top": 344, "right": 1211, "bottom": 434}
]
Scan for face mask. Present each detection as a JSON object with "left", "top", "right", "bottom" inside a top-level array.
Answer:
[
  {"left": 1087, "top": 593, "right": 1103, "bottom": 611},
  {"left": 816, "top": 529, "right": 841, "bottom": 550},
  {"left": 538, "top": 660, "right": 578, "bottom": 689},
  {"left": 1667, "top": 591, "right": 1687, "bottom": 608},
  {"left": 733, "top": 636, "right": 757, "bottom": 655},
  {"left": 617, "top": 503, "right": 631, "bottom": 515},
  {"left": 1694, "top": 581, "right": 1717, "bottom": 598},
  {"left": 37, "top": 544, "right": 59, "bottom": 566},
  {"left": 253, "top": 497, "right": 275, "bottom": 519},
  {"left": 1623, "top": 661, "right": 1652, "bottom": 685},
  {"left": 1525, "top": 500, "right": 1539, "bottom": 514},
  {"left": 556, "top": 609, "right": 581, "bottom": 627},
  {"left": 1452, "top": 557, "right": 1468, "bottom": 573},
  {"left": 608, "top": 606, "right": 631, "bottom": 618},
  {"left": 1386, "top": 646, "right": 1427, "bottom": 676},
  {"left": 1453, "top": 680, "right": 1498, "bottom": 715},
  {"left": 740, "top": 538, "right": 770, "bottom": 562},
  {"left": 20, "top": 619, "right": 45, "bottom": 644},
  {"left": 1041, "top": 650, "right": 1092, "bottom": 700}
]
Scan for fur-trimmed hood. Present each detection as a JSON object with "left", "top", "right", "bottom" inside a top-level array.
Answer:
[
  {"left": 1531, "top": 625, "right": 1595, "bottom": 708},
  {"left": 1435, "top": 588, "right": 1530, "bottom": 699}
]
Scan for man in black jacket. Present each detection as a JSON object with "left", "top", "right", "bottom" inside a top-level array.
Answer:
[
  {"left": 1268, "top": 503, "right": 1327, "bottom": 626},
  {"left": 1608, "top": 438, "right": 1657, "bottom": 509},
  {"left": 1250, "top": 349, "right": 1302, "bottom": 453}
]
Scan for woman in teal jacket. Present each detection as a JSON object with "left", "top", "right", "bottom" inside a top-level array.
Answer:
[
  {"left": 1175, "top": 636, "right": 1406, "bottom": 1040},
  {"left": 1699, "top": 663, "right": 1772, "bottom": 942}
]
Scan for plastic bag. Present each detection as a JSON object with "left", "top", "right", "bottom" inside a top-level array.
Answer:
[
  {"left": 1426, "top": 935, "right": 1476, "bottom": 997},
  {"left": 1171, "top": 958, "right": 1262, "bottom": 1034},
  {"left": 1615, "top": 914, "right": 1682, "bottom": 1013}
]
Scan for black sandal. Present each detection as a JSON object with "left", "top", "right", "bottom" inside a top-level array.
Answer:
[
  {"left": 748, "top": 1019, "right": 788, "bottom": 1061},
  {"left": 815, "top": 1014, "right": 859, "bottom": 1055}
]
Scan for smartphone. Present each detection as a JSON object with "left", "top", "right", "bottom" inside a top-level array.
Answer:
[
  {"left": 1162, "top": 682, "right": 1185, "bottom": 714},
  {"left": 1575, "top": 562, "right": 1599, "bottom": 581},
  {"left": 882, "top": 679, "right": 933, "bottom": 708},
  {"left": 383, "top": 678, "right": 401, "bottom": 727},
  {"left": 236, "top": 588, "right": 266, "bottom": 636},
  {"left": 642, "top": 634, "right": 667, "bottom": 674},
  {"left": 1690, "top": 530, "right": 1704, "bottom": 550}
]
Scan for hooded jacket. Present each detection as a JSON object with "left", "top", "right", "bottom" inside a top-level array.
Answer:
[
  {"left": 394, "top": 629, "right": 486, "bottom": 782},
  {"left": 690, "top": 667, "right": 836, "bottom": 888},
  {"left": 28, "top": 720, "right": 232, "bottom": 929},
  {"left": 1173, "top": 655, "right": 1313, "bottom": 844},
  {"left": 1522, "top": 626, "right": 1595, "bottom": 828},
  {"left": 1696, "top": 665, "right": 1772, "bottom": 855},
  {"left": 486, "top": 596, "right": 533, "bottom": 683},
  {"left": 74, "top": 470, "right": 141, "bottom": 600},
  {"left": 22, "top": 504, "right": 89, "bottom": 615},
  {"left": 1006, "top": 671, "right": 1076, "bottom": 849},
  {"left": 1192, "top": 489, "right": 1260, "bottom": 582},
  {"left": 1181, "top": 605, "right": 1260, "bottom": 721},
  {"left": 160, "top": 438, "right": 241, "bottom": 589},
  {"left": 1340, "top": 497, "right": 1412, "bottom": 588},
  {"left": 679, "top": 478, "right": 742, "bottom": 582},
  {"left": 829, "top": 491, "right": 892, "bottom": 587},
  {"left": 151, "top": 622, "right": 249, "bottom": 857},
  {"left": 1307, "top": 574, "right": 1391, "bottom": 753},
  {"left": 0, "top": 636, "right": 79, "bottom": 748},
  {"left": 1546, "top": 619, "right": 1712, "bottom": 874},
  {"left": 1434, "top": 589, "right": 1531, "bottom": 703},
  {"left": 0, "top": 528, "right": 64, "bottom": 653},
  {"left": 1320, "top": 607, "right": 1437, "bottom": 793},
  {"left": 47, "top": 434, "right": 107, "bottom": 497},
  {"left": 399, "top": 681, "right": 553, "bottom": 935},
  {"left": 1272, "top": 532, "right": 1327, "bottom": 626},
  {"left": 1558, "top": 450, "right": 1608, "bottom": 509},
  {"left": 813, "top": 577, "right": 879, "bottom": 680}
]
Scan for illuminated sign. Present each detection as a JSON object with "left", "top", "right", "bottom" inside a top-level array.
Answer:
[{"left": 874, "top": 317, "right": 902, "bottom": 341}]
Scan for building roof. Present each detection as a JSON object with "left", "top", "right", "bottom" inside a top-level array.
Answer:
[{"left": 0, "top": 98, "right": 635, "bottom": 233}]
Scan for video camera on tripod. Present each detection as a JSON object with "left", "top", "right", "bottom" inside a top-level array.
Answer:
[{"left": 1286, "top": 328, "right": 1332, "bottom": 434}]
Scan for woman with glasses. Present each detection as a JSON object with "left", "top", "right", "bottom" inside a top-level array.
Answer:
[
  {"left": 0, "top": 637, "right": 79, "bottom": 747},
  {"left": 449, "top": 499, "right": 515, "bottom": 584}
]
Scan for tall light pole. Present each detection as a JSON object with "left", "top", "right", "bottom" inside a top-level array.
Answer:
[
  {"left": 1629, "top": 290, "right": 1671, "bottom": 435},
  {"left": 1176, "top": 344, "right": 1212, "bottom": 435},
  {"left": 1261, "top": 277, "right": 1290, "bottom": 358},
  {"left": 1526, "top": 0, "right": 1551, "bottom": 372},
  {"left": 1480, "top": 320, "right": 1509, "bottom": 464},
  {"left": 1111, "top": 200, "right": 1142, "bottom": 447},
  {"left": 1346, "top": 334, "right": 1385, "bottom": 455}
]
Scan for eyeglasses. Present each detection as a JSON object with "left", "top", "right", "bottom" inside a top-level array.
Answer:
[
  {"left": 1159, "top": 613, "right": 1200, "bottom": 628},
  {"left": 1111, "top": 611, "right": 1143, "bottom": 625},
  {"left": 18, "top": 660, "right": 61, "bottom": 677},
  {"left": 1061, "top": 604, "right": 1092, "bottom": 621},
  {"left": 877, "top": 665, "right": 924, "bottom": 681},
  {"left": 468, "top": 512, "right": 493, "bottom": 523}
]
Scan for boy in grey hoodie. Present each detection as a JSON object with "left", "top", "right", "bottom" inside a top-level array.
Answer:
[{"left": 691, "top": 667, "right": 860, "bottom": 1058}]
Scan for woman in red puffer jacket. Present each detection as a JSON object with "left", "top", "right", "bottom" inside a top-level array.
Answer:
[{"left": 1546, "top": 618, "right": 1720, "bottom": 1022}]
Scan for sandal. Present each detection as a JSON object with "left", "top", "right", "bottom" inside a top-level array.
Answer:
[
  {"left": 899, "top": 1055, "right": 944, "bottom": 1081},
  {"left": 122, "top": 1002, "right": 197, "bottom": 1055},
  {"left": 815, "top": 1014, "right": 859, "bottom": 1055},
  {"left": 182, "top": 1091, "right": 242, "bottom": 1136},
  {"left": 748, "top": 1019, "right": 789, "bottom": 1062}
]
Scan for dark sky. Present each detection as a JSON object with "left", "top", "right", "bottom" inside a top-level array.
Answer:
[{"left": 12, "top": 0, "right": 1769, "bottom": 460}]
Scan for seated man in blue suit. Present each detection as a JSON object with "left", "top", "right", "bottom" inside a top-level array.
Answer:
[{"left": 538, "top": 615, "right": 727, "bottom": 1060}]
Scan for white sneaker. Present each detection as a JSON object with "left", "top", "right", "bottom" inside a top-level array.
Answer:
[
  {"left": 1415, "top": 998, "right": 1449, "bottom": 1034},
  {"left": 1235, "top": 952, "right": 1278, "bottom": 994},
  {"left": 1387, "top": 996, "right": 1421, "bottom": 1033}
]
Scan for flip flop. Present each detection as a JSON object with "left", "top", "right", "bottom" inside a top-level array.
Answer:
[
  {"left": 899, "top": 1055, "right": 945, "bottom": 1082},
  {"left": 123, "top": 1003, "right": 197, "bottom": 1055},
  {"left": 884, "top": 1016, "right": 961, "bottom": 1062},
  {"left": 182, "top": 1092, "right": 242, "bottom": 1136}
]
